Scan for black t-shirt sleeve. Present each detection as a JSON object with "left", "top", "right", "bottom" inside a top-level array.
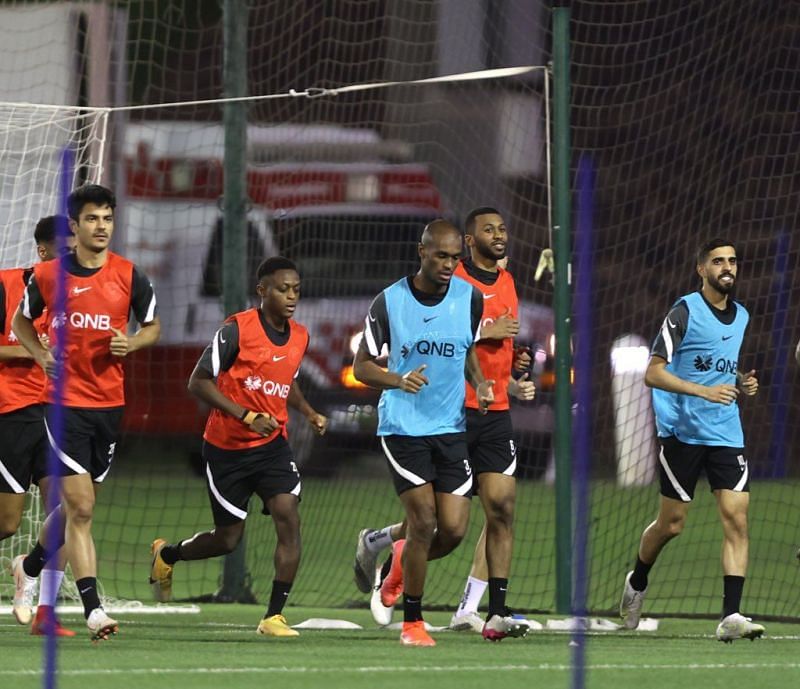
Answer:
[
  {"left": 20, "top": 274, "right": 45, "bottom": 321},
  {"left": 130, "top": 265, "right": 158, "bottom": 324},
  {"left": 359, "top": 292, "right": 390, "bottom": 357},
  {"left": 470, "top": 286, "right": 484, "bottom": 340},
  {"left": 196, "top": 321, "right": 240, "bottom": 376},
  {"left": 651, "top": 300, "right": 689, "bottom": 362}
]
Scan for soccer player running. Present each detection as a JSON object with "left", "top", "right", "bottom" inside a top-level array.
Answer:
[
  {"left": 353, "top": 208, "right": 535, "bottom": 641},
  {"left": 149, "top": 257, "right": 327, "bottom": 637},
  {"left": 12, "top": 185, "right": 160, "bottom": 641},
  {"left": 2, "top": 216, "right": 76, "bottom": 636},
  {"left": 353, "top": 219, "right": 493, "bottom": 647},
  {"left": 619, "top": 239, "right": 764, "bottom": 642}
]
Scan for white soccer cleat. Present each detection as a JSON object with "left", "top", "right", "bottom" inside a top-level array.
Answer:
[
  {"left": 449, "top": 611, "right": 485, "bottom": 633},
  {"left": 370, "top": 565, "right": 394, "bottom": 626},
  {"left": 86, "top": 608, "right": 118, "bottom": 642},
  {"left": 482, "top": 614, "right": 530, "bottom": 641},
  {"left": 11, "top": 555, "right": 37, "bottom": 625},
  {"left": 353, "top": 528, "right": 378, "bottom": 594},
  {"left": 619, "top": 570, "right": 647, "bottom": 630},
  {"left": 715, "top": 613, "right": 765, "bottom": 643}
]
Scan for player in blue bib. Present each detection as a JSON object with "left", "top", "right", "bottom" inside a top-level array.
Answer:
[
  {"left": 354, "top": 220, "right": 493, "bottom": 647},
  {"left": 619, "top": 239, "right": 764, "bottom": 642}
]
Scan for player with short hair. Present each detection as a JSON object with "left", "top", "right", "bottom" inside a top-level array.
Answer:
[
  {"left": 619, "top": 239, "right": 764, "bottom": 642},
  {"left": 149, "top": 256, "right": 327, "bottom": 637},
  {"left": 2, "top": 216, "right": 76, "bottom": 636},
  {"left": 353, "top": 208, "right": 534, "bottom": 641},
  {"left": 353, "top": 220, "right": 493, "bottom": 647},
  {"left": 12, "top": 184, "right": 161, "bottom": 641}
]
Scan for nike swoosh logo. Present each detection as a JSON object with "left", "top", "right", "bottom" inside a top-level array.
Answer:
[
  {"left": 722, "top": 335, "right": 733, "bottom": 341},
  {"left": 666, "top": 317, "right": 676, "bottom": 328},
  {"left": 273, "top": 355, "right": 287, "bottom": 362},
  {"left": 368, "top": 313, "right": 376, "bottom": 322},
  {"left": 219, "top": 334, "right": 226, "bottom": 344},
  {"left": 72, "top": 286, "right": 92, "bottom": 295},
  {"left": 483, "top": 294, "right": 496, "bottom": 300},
  {"left": 423, "top": 316, "right": 438, "bottom": 323}
]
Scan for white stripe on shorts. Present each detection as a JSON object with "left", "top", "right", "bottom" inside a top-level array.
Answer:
[
  {"left": 733, "top": 461, "right": 749, "bottom": 492},
  {"left": 205, "top": 462, "right": 248, "bottom": 520},
  {"left": 44, "top": 419, "right": 86, "bottom": 475},
  {"left": 0, "top": 458, "right": 25, "bottom": 494},
  {"left": 452, "top": 474, "right": 473, "bottom": 496},
  {"left": 380, "top": 436, "right": 426, "bottom": 486},
  {"left": 658, "top": 444, "right": 691, "bottom": 502}
]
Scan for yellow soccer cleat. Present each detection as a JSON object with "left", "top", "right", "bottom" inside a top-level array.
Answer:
[
  {"left": 149, "top": 538, "right": 173, "bottom": 602},
  {"left": 256, "top": 614, "right": 300, "bottom": 637}
]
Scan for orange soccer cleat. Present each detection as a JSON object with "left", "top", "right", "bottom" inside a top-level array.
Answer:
[
  {"left": 379, "top": 539, "right": 405, "bottom": 608},
  {"left": 400, "top": 620, "right": 435, "bottom": 647},
  {"left": 30, "top": 605, "right": 76, "bottom": 637}
]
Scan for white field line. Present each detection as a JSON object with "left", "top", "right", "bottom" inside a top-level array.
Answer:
[{"left": 1, "top": 662, "right": 800, "bottom": 677}]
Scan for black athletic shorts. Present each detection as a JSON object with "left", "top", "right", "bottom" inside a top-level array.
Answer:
[
  {"left": 203, "top": 436, "right": 301, "bottom": 527},
  {"left": 44, "top": 405, "right": 123, "bottom": 483},
  {"left": 380, "top": 432, "right": 472, "bottom": 497},
  {"left": 658, "top": 435, "right": 749, "bottom": 502},
  {"left": 0, "top": 405, "right": 48, "bottom": 493},
  {"left": 466, "top": 409, "right": 517, "bottom": 477}
]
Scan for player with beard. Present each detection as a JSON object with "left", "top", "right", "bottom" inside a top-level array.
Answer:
[
  {"left": 352, "top": 208, "right": 535, "bottom": 641},
  {"left": 619, "top": 239, "right": 764, "bottom": 642}
]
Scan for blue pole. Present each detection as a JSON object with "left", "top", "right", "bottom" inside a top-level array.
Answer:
[
  {"left": 43, "top": 147, "right": 73, "bottom": 689},
  {"left": 571, "top": 154, "right": 594, "bottom": 689},
  {"left": 766, "top": 229, "right": 790, "bottom": 478}
]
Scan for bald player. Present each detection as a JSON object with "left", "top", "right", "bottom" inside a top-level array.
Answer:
[{"left": 353, "top": 220, "right": 493, "bottom": 647}]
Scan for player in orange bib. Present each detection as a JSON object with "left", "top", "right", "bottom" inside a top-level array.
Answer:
[
  {"left": 149, "top": 257, "right": 327, "bottom": 637},
  {"left": 352, "top": 207, "right": 536, "bottom": 640},
  {"left": 12, "top": 185, "right": 161, "bottom": 642},
  {"left": 2, "top": 216, "right": 76, "bottom": 636}
]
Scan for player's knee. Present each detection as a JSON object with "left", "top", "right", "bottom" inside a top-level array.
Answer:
[
  {"left": 436, "top": 524, "right": 467, "bottom": 553},
  {"left": 0, "top": 515, "right": 21, "bottom": 540},
  {"left": 69, "top": 501, "right": 95, "bottom": 525},
  {"left": 407, "top": 512, "right": 437, "bottom": 544},
  {"left": 216, "top": 528, "right": 243, "bottom": 554},
  {"left": 663, "top": 515, "right": 685, "bottom": 538},
  {"left": 485, "top": 495, "right": 515, "bottom": 528}
]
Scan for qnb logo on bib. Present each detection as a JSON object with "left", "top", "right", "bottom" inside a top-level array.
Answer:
[
  {"left": 243, "top": 374, "right": 290, "bottom": 399},
  {"left": 693, "top": 354, "right": 737, "bottom": 375},
  {"left": 401, "top": 339, "right": 456, "bottom": 359},
  {"left": 50, "top": 311, "right": 111, "bottom": 330}
]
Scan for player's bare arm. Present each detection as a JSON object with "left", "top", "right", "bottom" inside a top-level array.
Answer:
[
  {"left": 0, "top": 343, "right": 33, "bottom": 361},
  {"left": 10, "top": 306, "right": 55, "bottom": 377},
  {"left": 287, "top": 381, "right": 327, "bottom": 435},
  {"left": 187, "top": 363, "right": 278, "bottom": 437},
  {"left": 736, "top": 369, "right": 758, "bottom": 396},
  {"left": 479, "top": 308, "right": 520, "bottom": 340},
  {"left": 353, "top": 347, "right": 429, "bottom": 393},
  {"left": 508, "top": 372, "right": 535, "bottom": 401},
  {"left": 464, "top": 345, "right": 494, "bottom": 413},
  {"left": 644, "top": 355, "right": 738, "bottom": 405},
  {"left": 109, "top": 317, "right": 161, "bottom": 357}
]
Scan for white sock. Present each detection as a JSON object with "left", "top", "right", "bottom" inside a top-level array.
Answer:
[
  {"left": 455, "top": 576, "right": 488, "bottom": 616},
  {"left": 365, "top": 527, "right": 394, "bottom": 554},
  {"left": 38, "top": 568, "right": 65, "bottom": 608}
]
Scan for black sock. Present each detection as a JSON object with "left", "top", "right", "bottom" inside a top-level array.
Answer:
[
  {"left": 488, "top": 577, "right": 509, "bottom": 618},
  {"left": 722, "top": 575, "right": 745, "bottom": 618},
  {"left": 403, "top": 594, "right": 423, "bottom": 623},
  {"left": 23, "top": 542, "right": 50, "bottom": 578},
  {"left": 76, "top": 577, "right": 102, "bottom": 619},
  {"left": 160, "top": 542, "right": 183, "bottom": 565},
  {"left": 265, "top": 580, "right": 293, "bottom": 618},
  {"left": 629, "top": 557, "right": 652, "bottom": 592},
  {"left": 379, "top": 554, "right": 392, "bottom": 584}
]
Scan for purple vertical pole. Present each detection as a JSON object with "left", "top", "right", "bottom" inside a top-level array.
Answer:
[
  {"left": 43, "top": 148, "right": 73, "bottom": 689},
  {"left": 571, "top": 154, "right": 594, "bottom": 689}
]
